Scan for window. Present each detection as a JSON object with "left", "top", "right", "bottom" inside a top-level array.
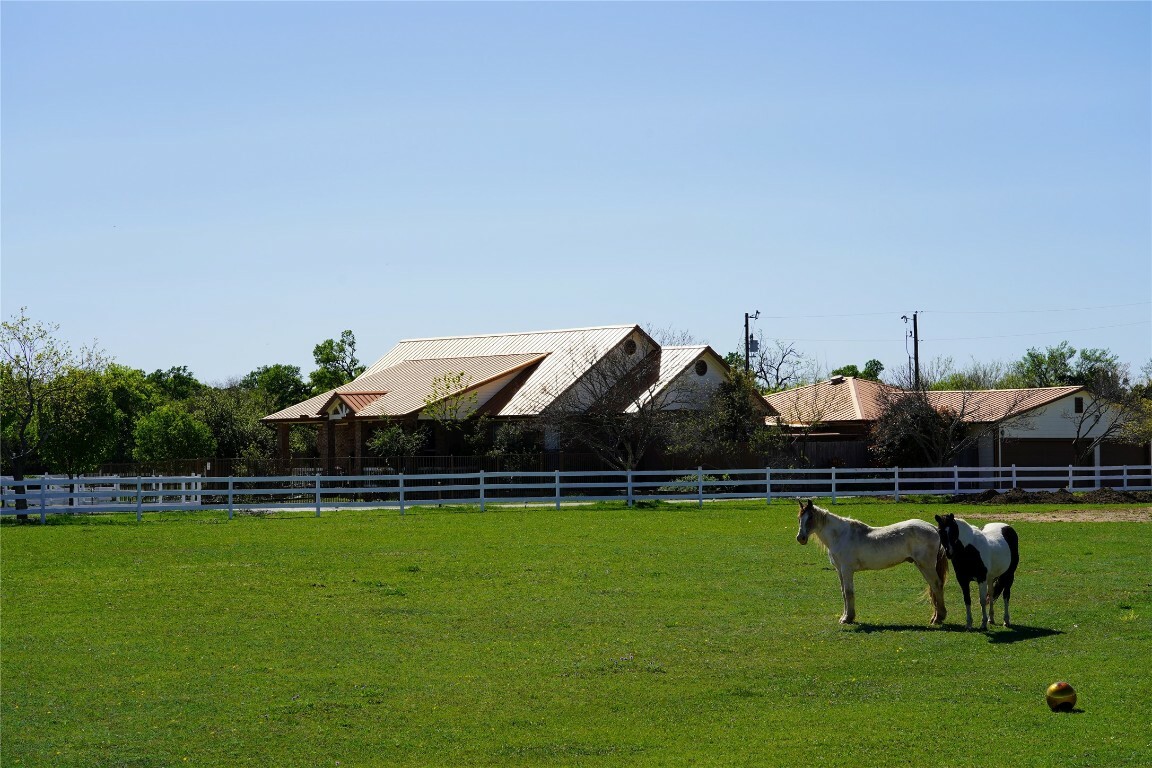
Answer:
[
  {"left": 694, "top": 360, "right": 708, "bottom": 376},
  {"left": 1074, "top": 396, "right": 1084, "bottom": 414},
  {"left": 623, "top": 338, "right": 637, "bottom": 355}
]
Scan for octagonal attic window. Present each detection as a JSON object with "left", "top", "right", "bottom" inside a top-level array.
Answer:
[{"left": 694, "top": 360, "right": 708, "bottom": 376}]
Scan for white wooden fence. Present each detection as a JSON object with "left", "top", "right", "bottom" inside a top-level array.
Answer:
[{"left": 2, "top": 464, "right": 1149, "bottom": 523}]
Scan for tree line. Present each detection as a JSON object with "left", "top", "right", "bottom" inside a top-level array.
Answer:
[{"left": 4, "top": 308, "right": 1150, "bottom": 483}]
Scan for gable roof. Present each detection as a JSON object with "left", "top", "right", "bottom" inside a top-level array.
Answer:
[
  {"left": 765, "top": 376, "right": 899, "bottom": 424},
  {"left": 925, "top": 385, "right": 1084, "bottom": 422},
  {"left": 764, "top": 376, "right": 1087, "bottom": 427},
  {"left": 264, "top": 325, "right": 651, "bottom": 422}
]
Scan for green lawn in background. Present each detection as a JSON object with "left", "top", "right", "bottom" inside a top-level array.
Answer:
[{"left": 2, "top": 499, "right": 1150, "bottom": 767}]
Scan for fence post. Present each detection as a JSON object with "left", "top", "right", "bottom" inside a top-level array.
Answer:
[
  {"left": 227, "top": 477, "right": 234, "bottom": 520},
  {"left": 954, "top": 466, "right": 960, "bottom": 494},
  {"left": 830, "top": 466, "right": 837, "bottom": 504},
  {"left": 315, "top": 474, "right": 322, "bottom": 517},
  {"left": 1122, "top": 465, "right": 1129, "bottom": 490},
  {"left": 135, "top": 477, "right": 142, "bottom": 523},
  {"left": 893, "top": 467, "right": 900, "bottom": 502},
  {"left": 697, "top": 466, "right": 704, "bottom": 508},
  {"left": 765, "top": 467, "right": 772, "bottom": 504},
  {"left": 1011, "top": 464, "right": 1017, "bottom": 489},
  {"left": 555, "top": 470, "right": 561, "bottom": 510},
  {"left": 1068, "top": 465, "right": 1074, "bottom": 492},
  {"left": 626, "top": 470, "right": 634, "bottom": 507},
  {"left": 479, "top": 469, "right": 486, "bottom": 512},
  {"left": 399, "top": 473, "right": 405, "bottom": 516},
  {"left": 39, "top": 479, "right": 47, "bottom": 524}
]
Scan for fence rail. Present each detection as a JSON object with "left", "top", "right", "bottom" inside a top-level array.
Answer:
[{"left": 2, "top": 464, "right": 1149, "bottom": 523}]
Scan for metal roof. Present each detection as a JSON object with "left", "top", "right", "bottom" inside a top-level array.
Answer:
[
  {"left": 264, "top": 325, "right": 646, "bottom": 422},
  {"left": 362, "top": 325, "right": 645, "bottom": 417},
  {"left": 764, "top": 377, "right": 1086, "bottom": 426},
  {"left": 926, "top": 385, "right": 1084, "bottom": 422},
  {"left": 765, "top": 376, "right": 898, "bottom": 424}
]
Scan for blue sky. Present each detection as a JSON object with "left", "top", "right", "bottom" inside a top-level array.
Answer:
[{"left": 3, "top": 1, "right": 1149, "bottom": 385}]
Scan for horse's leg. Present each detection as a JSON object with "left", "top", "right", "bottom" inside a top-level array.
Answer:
[
  {"left": 977, "top": 581, "right": 989, "bottom": 631},
  {"left": 987, "top": 583, "right": 998, "bottom": 626},
  {"left": 960, "top": 579, "right": 974, "bottom": 629},
  {"left": 914, "top": 560, "right": 945, "bottom": 625},
  {"left": 1001, "top": 581, "right": 1012, "bottom": 627},
  {"left": 837, "top": 566, "right": 856, "bottom": 624}
]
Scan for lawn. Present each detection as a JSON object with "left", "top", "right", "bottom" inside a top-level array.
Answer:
[{"left": 2, "top": 499, "right": 1150, "bottom": 767}]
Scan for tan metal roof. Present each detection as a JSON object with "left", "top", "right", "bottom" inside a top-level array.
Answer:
[
  {"left": 362, "top": 325, "right": 645, "bottom": 417},
  {"left": 765, "top": 377, "right": 1086, "bottom": 426},
  {"left": 626, "top": 345, "right": 727, "bottom": 412},
  {"left": 765, "top": 376, "right": 899, "bottom": 424},
  {"left": 264, "top": 325, "right": 649, "bottom": 422},
  {"left": 342, "top": 354, "right": 547, "bottom": 417},
  {"left": 926, "top": 385, "right": 1084, "bottom": 422}
]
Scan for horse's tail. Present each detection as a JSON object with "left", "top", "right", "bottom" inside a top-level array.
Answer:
[{"left": 936, "top": 544, "right": 949, "bottom": 588}]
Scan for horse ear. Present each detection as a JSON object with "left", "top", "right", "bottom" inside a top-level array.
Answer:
[
  {"left": 934, "top": 514, "right": 944, "bottom": 524},
  {"left": 804, "top": 499, "right": 814, "bottom": 510}
]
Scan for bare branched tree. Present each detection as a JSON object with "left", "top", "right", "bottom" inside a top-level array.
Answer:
[
  {"left": 1063, "top": 363, "right": 1146, "bottom": 464},
  {"left": 753, "top": 340, "right": 818, "bottom": 392},
  {"left": 532, "top": 338, "right": 710, "bottom": 470},
  {"left": 870, "top": 368, "right": 1035, "bottom": 467}
]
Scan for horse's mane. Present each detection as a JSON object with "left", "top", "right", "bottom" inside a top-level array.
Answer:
[{"left": 810, "top": 503, "right": 872, "bottom": 534}]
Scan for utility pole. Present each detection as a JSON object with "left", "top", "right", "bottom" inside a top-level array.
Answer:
[
  {"left": 903, "top": 312, "right": 921, "bottom": 390},
  {"left": 744, "top": 310, "right": 760, "bottom": 373}
]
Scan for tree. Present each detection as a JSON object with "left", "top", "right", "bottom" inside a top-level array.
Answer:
[
  {"left": 727, "top": 339, "right": 818, "bottom": 393},
  {"left": 132, "top": 404, "right": 216, "bottom": 462},
  {"left": 929, "top": 358, "right": 1007, "bottom": 391},
  {"left": 102, "top": 364, "right": 162, "bottom": 464},
  {"left": 240, "top": 364, "right": 309, "bottom": 411},
  {"left": 1062, "top": 359, "right": 1145, "bottom": 464},
  {"left": 831, "top": 359, "right": 884, "bottom": 381},
  {"left": 147, "top": 366, "right": 205, "bottom": 401},
  {"left": 366, "top": 423, "right": 428, "bottom": 459},
  {"left": 1, "top": 308, "right": 108, "bottom": 513},
  {"left": 533, "top": 340, "right": 709, "bottom": 470},
  {"left": 869, "top": 370, "right": 1034, "bottom": 467},
  {"left": 188, "top": 384, "right": 277, "bottom": 462},
  {"left": 37, "top": 369, "right": 119, "bottom": 479},
  {"left": 671, "top": 369, "right": 780, "bottom": 464},
  {"left": 309, "top": 330, "right": 365, "bottom": 393}
]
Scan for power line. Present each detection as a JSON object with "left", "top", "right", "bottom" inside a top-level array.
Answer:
[
  {"left": 757, "top": 301, "right": 1150, "bottom": 321},
  {"left": 924, "top": 321, "right": 1150, "bottom": 343},
  {"left": 769, "top": 321, "right": 1149, "bottom": 345}
]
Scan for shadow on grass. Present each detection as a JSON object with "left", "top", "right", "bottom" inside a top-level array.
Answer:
[
  {"left": 985, "top": 624, "right": 1063, "bottom": 644},
  {"left": 847, "top": 622, "right": 1063, "bottom": 643}
]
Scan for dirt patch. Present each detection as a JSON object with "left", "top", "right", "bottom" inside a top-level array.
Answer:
[
  {"left": 965, "top": 508, "right": 1152, "bottom": 523},
  {"left": 949, "top": 487, "right": 1152, "bottom": 506},
  {"left": 945, "top": 486, "right": 1151, "bottom": 521}
]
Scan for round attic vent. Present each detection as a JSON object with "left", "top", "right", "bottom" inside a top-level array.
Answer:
[
  {"left": 694, "top": 360, "right": 708, "bottom": 376},
  {"left": 623, "top": 338, "right": 638, "bottom": 355}
]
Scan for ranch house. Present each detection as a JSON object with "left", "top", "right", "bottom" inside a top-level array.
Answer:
[
  {"left": 763, "top": 375, "right": 1151, "bottom": 469},
  {"left": 262, "top": 324, "right": 740, "bottom": 473}
]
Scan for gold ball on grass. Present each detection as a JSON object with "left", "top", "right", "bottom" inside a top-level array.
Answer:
[{"left": 1046, "top": 681, "right": 1077, "bottom": 712}]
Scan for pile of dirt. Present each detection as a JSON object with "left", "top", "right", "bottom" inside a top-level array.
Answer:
[
  {"left": 1079, "top": 487, "right": 1152, "bottom": 504},
  {"left": 950, "top": 486, "right": 1152, "bottom": 505}
]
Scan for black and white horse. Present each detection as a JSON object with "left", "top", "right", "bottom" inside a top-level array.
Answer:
[
  {"left": 796, "top": 500, "right": 948, "bottom": 625},
  {"left": 934, "top": 513, "right": 1020, "bottom": 631}
]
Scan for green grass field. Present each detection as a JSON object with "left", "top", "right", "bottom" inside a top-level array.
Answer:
[{"left": 2, "top": 499, "right": 1150, "bottom": 767}]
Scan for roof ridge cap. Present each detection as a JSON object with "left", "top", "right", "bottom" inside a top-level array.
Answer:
[{"left": 395, "top": 325, "right": 637, "bottom": 343}]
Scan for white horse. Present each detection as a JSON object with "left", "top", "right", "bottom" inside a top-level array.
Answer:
[
  {"left": 796, "top": 499, "right": 948, "bottom": 625},
  {"left": 934, "top": 513, "right": 1019, "bottom": 631}
]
